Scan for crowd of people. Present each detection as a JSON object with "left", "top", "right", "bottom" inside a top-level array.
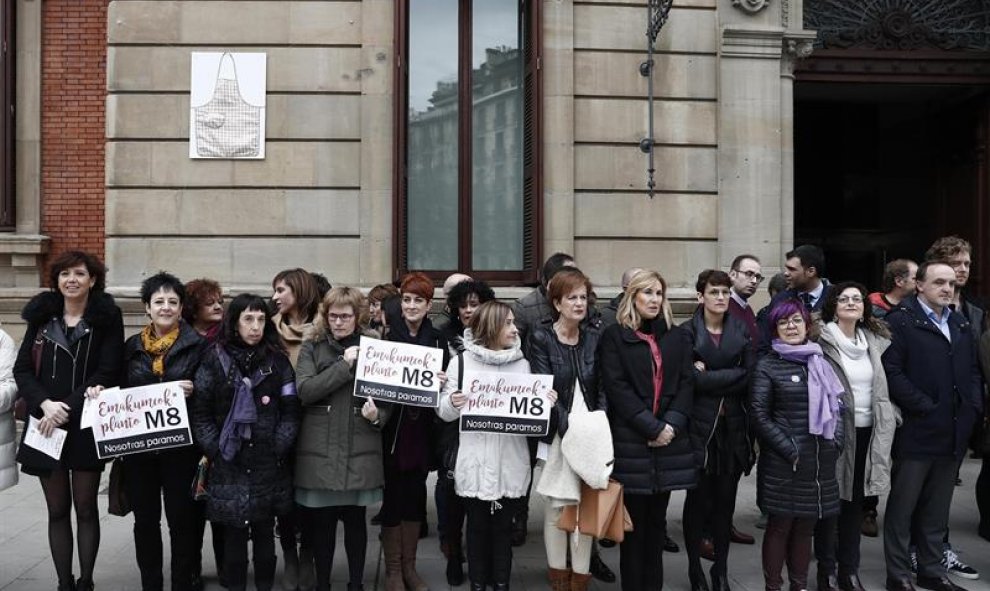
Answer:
[{"left": 0, "top": 236, "right": 987, "bottom": 591}]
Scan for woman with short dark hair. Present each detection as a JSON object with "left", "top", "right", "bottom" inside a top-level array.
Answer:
[
  {"left": 681, "top": 270, "right": 756, "bottom": 591},
  {"left": 89, "top": 272, "right": 207, "bottom": 591},
  {"left": 192, "top": 294, "right": 301, "bottom": 591},
  {"left": 15, "top": 250, "right": 125, "bottom": 591}
]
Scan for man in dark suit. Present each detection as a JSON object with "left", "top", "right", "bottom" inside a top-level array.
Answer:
[
  {"left": 758, "top": 245, "right": 833, "bottom": 353},
  {"left": 727, "top": 254, "right": 763, "bottom": 346},
  {"left": 882, "top": 261, "right": 983, "bottom": 591}
]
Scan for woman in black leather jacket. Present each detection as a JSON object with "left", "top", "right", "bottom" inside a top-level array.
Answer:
[
  {"left": 681, "top": 270, "right": 755, "bottom": 591},
  {"left": 751, "top": 298, "right": 844, "bottom": 591},
  {"left": 529, "top": 268, "right": 606, "bottom": 591},
  {"left": 90, "top": 272, "right": 207, "bottom": 591}
]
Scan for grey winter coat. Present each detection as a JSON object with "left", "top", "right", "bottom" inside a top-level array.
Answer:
[
  {"left": 294, "top": 328, "right": 390, "bottom": 493},
  {"left": 0, "top": 329, "right": 17, "bottom": 491},
  {"left": 817, "top": 325, "right": 898, "bottom": 500}
]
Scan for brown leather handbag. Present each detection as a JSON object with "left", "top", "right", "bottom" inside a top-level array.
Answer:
[{"left": 556, "top": 479, "right": 633, "bottom": 542}]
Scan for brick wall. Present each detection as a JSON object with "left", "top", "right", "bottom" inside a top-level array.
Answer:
[{"left": 40, "top": 0, "right": 108, "bottom": 279}]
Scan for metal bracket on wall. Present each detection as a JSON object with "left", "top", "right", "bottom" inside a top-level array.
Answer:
[{"left": 640, "top": 0, "right": 674, "bottom": 198}]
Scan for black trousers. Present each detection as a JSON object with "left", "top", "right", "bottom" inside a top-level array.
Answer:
[
  {"left": 815, "top": 426, "right": 870, "bottom": 574},
  {"left": 884, "top": 457, "right": 957, "bottom": 580},
  {"left": 308, "top": 505, "right": 368, "bottom": 590},
  {"left": 438, "top": 469, "right": 466, "bottom": 546},
  {"left": 978, "top": 456, "right": 990, "bottom": 538},
  {"left": 463, "top": 496, "right": 522, "bottom": 585},
  {"left": 620, "top": 492, "right": 671, "bottom": 591},
  {"left": 684, "top": 472, "right": 740, "bottom": 577},
  {"left": 123, "top": 448, "right": 201, "bottom": 591},
  {"left": 381, "top": 455, "right": 427, "bottom": 527},
  {"left": 224, "top": 518, "right": 277, "bottom": 591}
]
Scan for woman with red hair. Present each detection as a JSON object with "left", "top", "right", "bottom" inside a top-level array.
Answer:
[{"left": 379, "top": 272, "right": 450, "bottom": 591}]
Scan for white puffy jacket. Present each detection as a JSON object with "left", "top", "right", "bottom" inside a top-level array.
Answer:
[
  {"left": 0, "top": 328, "right": 19, "bottom": 491},
  {"left": 437, "top": 330, "right": 532, "bottom": 501}
]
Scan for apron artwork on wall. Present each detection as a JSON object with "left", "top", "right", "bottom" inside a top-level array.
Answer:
[{"left": 189, "top": 52, "right": 267, "bottom": 159}]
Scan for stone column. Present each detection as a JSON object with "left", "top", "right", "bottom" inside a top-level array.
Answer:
[
  {"left": 716, "top": 0, "right": 813, "bottom": 272},
  {"left": 542, "top": 0, "right": 575, "bottom": 258}
]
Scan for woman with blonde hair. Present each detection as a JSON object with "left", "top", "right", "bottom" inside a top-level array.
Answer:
[
  {"left": 438, "top": 301, "right": 556, "bottom": 591},
  {"left": 296, "top": 287, "right": 391, "bottom": 591},
  {"left": 598, "top": 269, "right": 696, "bottom": 591}
]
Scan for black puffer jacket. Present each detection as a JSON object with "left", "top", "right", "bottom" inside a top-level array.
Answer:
[
  {"left": 14, "top": 291, "right": 124, "bottom": 473},
  {"left": 600, "top": 318, "right": 697, "bottom": 495},
  {"left": 682, "top": 310, "right": 755, "bottom": 473},
  {"left": 529, "top": 324, "right": 604, "bottom": 443},
  {"left": 750, "top": 353, "right": 842, "bottom": 518},
  {"left": 191, "top": 344, "right": 300, "bottom": 528},
  {"left": 123, "top": 321, "right": 206, "bottom": 389}
]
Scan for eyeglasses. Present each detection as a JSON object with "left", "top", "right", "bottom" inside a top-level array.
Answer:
[
  {"left": 327, "top": 313, "right": 355, "bottom": 323},
  {"left": 836, "top": 295, "right": 864, "bottom": 304},
  {"left": 738, "top": 270, "right": 765, "bottom": 283},
  {"left": 776, "top": 316, "right": 806, "bottom": 328}
]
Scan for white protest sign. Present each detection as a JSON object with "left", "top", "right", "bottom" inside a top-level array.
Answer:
[
  {"left": 24, "top": 416, "right": 67, "bottom": 460},
  {"left": 353, "top": 336, "right": 443, "bottom": 408},
  {"left": 459, "top": 370, "right": 553, "bottom": 436},
  {"left": 89, "top": 381, "right": 193, "bottom": 459}
]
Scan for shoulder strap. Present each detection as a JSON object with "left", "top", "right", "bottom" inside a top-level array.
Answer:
[
  {"left": 31, "top": 334, "right": 44, "bottom": 377},
  {"left": 215, "top": 343, "right": 233, "bottom": 378},
  {"left": 457, "top": 351, "right": 464, "bottom": 391}
]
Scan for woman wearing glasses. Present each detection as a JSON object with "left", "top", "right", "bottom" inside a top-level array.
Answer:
[
  {"left": 751, "top": 298, "right": 844, "bottom": 591},
  {"left": 812, "top": 283, "right": 894, "bottom": 591},
  {"left": 295, "top": 287, "right": 390, "bottom": 591}
]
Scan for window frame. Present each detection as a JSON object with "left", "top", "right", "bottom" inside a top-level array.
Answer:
[
  {"left": 393, "top": 0, "right": 543, "bottom": 285},
  {"left": 0, "top": 0, "right": 14, "bottom": 231}
]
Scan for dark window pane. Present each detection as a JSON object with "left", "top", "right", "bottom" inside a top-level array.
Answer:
[
  {"left": 407, "top": 0, "right": 459, "bottom": 269},
  {"left": 470, "top": 1, "right": 523, "bottom": 271}
]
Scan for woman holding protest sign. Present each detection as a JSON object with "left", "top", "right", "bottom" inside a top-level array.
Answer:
[
  {"left": 528, "top": 268, "right": 605, "bottom": 591},
  {"left": 599, "top": 269, "right": 697, "bottom": 591},
  {"left": 14, "top": 250, "right": 125, "bottom": 591},
  {"left": 438, "top": 301, "right": 557, "bottom": 591},
  {"left": 295, "top": 287, "right": 391, "bottom": 591},
  {"left": 191, "top": 294, "right": 301, "bottom": 591},
  {"left": 436, "top": 279, "right": 495, "bottom": 586},
  {"left": 86, "top": 272, "right": 207, "bottom": 591},
  {"left": 379, "top": 272, "right": 449, "bottom": 591}
]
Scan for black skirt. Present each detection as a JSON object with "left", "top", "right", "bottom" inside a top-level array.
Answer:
[
  {"left": 704, "top": 416, "right": 748, "bottom": 477},
  {"left": 18, "top": 414, "right": 106, "bottom": 476}
]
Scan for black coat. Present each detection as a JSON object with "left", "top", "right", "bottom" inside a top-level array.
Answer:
[
  {"left": 381, "top": 316, "right": 450, "bottom": 472},
  {"left": 881, "top": 296, "right": 982, "bottom": 460},
  {"left": 528, "top": 324, "right": 605, "bottom": 444},
  {"left": 14, "top": 291, "right": 124, "bottom": 474},
  {"left": 123, "top": 322, "right": 206, "bottom": 389},
  {"left": 750, "top": 353, "right": 842, "bottom": 518},
  {"left": 191, "top": 344, "right": 300, "bottom": 528},
  {"left": 600, "top": 318, "right": 697, "bottom": 495},
  {"left": 682, "top": 310, "right": 755, "bottom": 473}
]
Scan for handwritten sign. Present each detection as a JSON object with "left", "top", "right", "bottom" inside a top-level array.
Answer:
[
  {"left": 459, "top": 370, "right": 553, "bottom": 436},
  {"left": 353, "top": 336, "right": 443, "bottom": 408},
  {"left": 87, "top": 381, "right": 193, "bottom": 459}
]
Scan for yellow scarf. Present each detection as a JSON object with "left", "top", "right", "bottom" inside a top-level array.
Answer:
[{"left": 141, "top": 324, "right": 180, "bottom": 377}]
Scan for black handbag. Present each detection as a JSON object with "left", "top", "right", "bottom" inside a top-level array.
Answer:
[{"left": 107, "top": 459, "right": 131, "bottom": 516}]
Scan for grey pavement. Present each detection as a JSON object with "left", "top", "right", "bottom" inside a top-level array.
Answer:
[{"left": 1, "top": 459, "right": 988, "bottom": 591}]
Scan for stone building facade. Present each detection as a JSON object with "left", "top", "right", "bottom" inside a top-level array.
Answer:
[{"left": 2, "top": 0, "right": 988, "bottom": 338}]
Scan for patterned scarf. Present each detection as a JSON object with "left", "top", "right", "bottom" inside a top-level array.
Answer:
[{"left": 140, "top": 324, "right": 180, "bottom": 377}]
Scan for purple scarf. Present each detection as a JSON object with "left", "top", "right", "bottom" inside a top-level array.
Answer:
[
  {"left": 219, "top": 374, "right": 258, "bottom": 461},
  {"left": 771, "top": 340, "right": 844, "bottom": 440}
]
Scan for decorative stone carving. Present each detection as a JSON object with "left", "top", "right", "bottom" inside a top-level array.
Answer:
[
  {"left": 785, "top": 36, "right": 815, "bottom": 58},
  {"left": 732, "top": 0, "right": 771, "bottom": 14},
  {"left": 806, "top": 0, "right": 990, "bottom": 51}
]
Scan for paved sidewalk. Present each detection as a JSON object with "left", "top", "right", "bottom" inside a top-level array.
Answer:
[{"left": 1, "top": 459, "right": 988, "bottom": 590}]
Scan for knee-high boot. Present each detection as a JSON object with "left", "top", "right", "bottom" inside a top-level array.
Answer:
[
  {"left": 381, "top": 526, "right": 405, "bottom": 591},
  {"left": 400, "top": 521, "right": 429, "bottom": 591}
]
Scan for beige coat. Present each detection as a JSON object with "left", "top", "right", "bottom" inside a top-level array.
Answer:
[{"left": 818, "top": 325, "right": 898, "bottom": 500}]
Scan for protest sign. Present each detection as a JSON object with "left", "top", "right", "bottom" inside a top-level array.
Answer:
[
  {"left": 87, "top": 381, "right": 193, "bottom": 459},
  {"left": 353, "top": 336, "right": 443, "bottom": 408},
  {"left": 459, "top": 370, "right": 553, "bottom": 436}
]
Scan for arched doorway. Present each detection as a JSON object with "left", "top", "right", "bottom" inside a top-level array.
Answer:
[{"left": 793, "top": 0, "right": 990, "bottom": 298}]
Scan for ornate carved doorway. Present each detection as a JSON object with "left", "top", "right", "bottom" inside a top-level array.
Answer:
[{"left": 792, "top": 0, "right": 990, "bottom": 298}]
